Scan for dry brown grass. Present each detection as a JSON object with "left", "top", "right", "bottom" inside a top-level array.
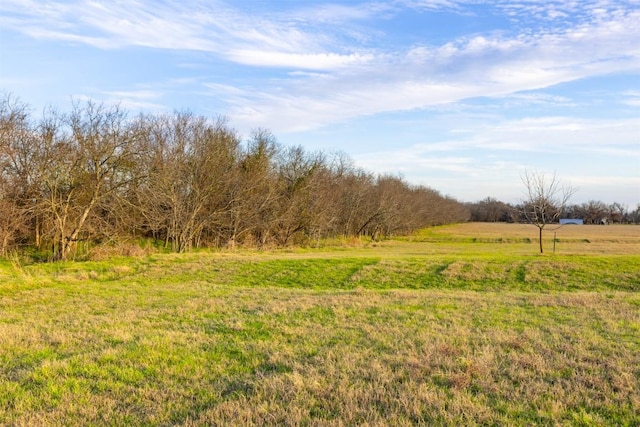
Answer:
[
  {"left": 177, "top": 290, "right": 640, "bottom": 425},
  {"left": 408, "top": 222, "right": 640, "bottom": 255},
  {"left": 427, "top": 222, "right": 640, "bottom": 241},
  {"left": 2, "top": 281, "right": 639, "bottom": 425},
  {"left": 1, "top": 223, "right": 639, "bottom": 425}
]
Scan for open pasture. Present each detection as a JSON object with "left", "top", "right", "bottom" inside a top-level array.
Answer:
[
  {"left": 1, "top": 223, "right": 639, "bottom": 425},
  {"left": 407, "top": 223, "right": 640, "bottom": 255}
]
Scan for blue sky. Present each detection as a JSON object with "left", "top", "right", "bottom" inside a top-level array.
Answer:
[{"left": 1, "top": 0, "right": 639, "bottom": 206}]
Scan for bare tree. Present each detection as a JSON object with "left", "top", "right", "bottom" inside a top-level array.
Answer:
[
  {"left": 1, "top": 95, "right": 479, "bottom": 258},
  {"left": 136, "top": 112, "right": 240, "bottom": 252},
  {"left": 225, "top": 129, "right": 280, "bottom": 248},
  {"left": 581, "top": 200, "right": 609, "bottom": 224},
  {"left": 272, "top": 145, "right": 325, "bottom": 245},
  {"left": 468, "top": 197, "right": 515, "bottom": 222},
  {"left": 42, "top": 102, "right": 142, "bottom": 260},
  {"left": 521, "top": 169, "right": 576, "bottom": 253},
  {"left": 608, "top": 202, "right": 627, "bottom": 224},
  {"left": 0, "top": 94, "right": 36, "bottom": 253}
]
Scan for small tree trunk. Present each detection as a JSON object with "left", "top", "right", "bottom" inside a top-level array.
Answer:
[
  {"left": 539, "top": 227, "right": 544, "bottom": 253},
  {"left": 35, "top": 216, "right": 42, "bottom": 248},
  {"left": 1, "top": 234, "right": 9, "bottom": 256}
]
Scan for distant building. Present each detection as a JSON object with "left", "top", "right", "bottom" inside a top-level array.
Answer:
[{"left": 560, "top": 218, "right": 584, "bottom": 225}]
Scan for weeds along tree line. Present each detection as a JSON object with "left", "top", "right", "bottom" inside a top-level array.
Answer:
[{"left": 0, "top": 95, "right": 469, "bottom": 260}]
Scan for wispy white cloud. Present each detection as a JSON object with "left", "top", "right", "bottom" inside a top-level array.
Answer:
[
  {"left": 451, "top": 116, "right": 640, "bottom": 153},
  {"left": 621, "top": 90, "right": 640, "bottom": 107},
  {"left": 357, "top": 153, "right": 475, "bottom": 174},
  {"left": 287, "top": 1, "right": 391, "bottom": 24},
  {"left": 226, "top": 51, "right": 375, "bottom": 70},
  {"left": 495, "top": 93, "right": 577, "bottom": 107},
  {"left": 0, "top": 0, "right": 364, "bottom": 65},
  {"left": 2, "top": 0, "right": 638, "bottom": 134},
  {"left": 359, "top": 115, "right": 639, "bottom": 162},
  {"left": 565, "top": 175, "right": 640, "bottom": 205},
  {"left": 2, "top": 0, "right": 637, "bottom": 205},
  {"left": 350, "top": 113, "right": 639, "bottom": 202},
  {"left": 101, "top": 89, "right": 168, "bottom": 111},
  {"left": 219, "top": 1, "right": 639, "bottom": 131}
]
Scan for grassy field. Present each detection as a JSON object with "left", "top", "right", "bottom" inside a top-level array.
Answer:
[{"left": 1, "top": 223, "right": 639, "bottom": 426}]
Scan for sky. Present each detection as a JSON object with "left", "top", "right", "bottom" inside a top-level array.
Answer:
[{"left": 1, "top": 0, "right": 639, "bottom": 207}]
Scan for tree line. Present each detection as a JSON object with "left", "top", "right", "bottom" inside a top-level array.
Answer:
[
  {"left": 468, "top": 197, "right": 640, "bottom": 224},
  {"left": 0, "top": 95, "right": 469, "bottom": 260}
]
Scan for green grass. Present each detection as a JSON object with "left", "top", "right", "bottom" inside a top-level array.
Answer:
[{"left": 1, "top": 224, "right": 639, "bottom": 425}]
